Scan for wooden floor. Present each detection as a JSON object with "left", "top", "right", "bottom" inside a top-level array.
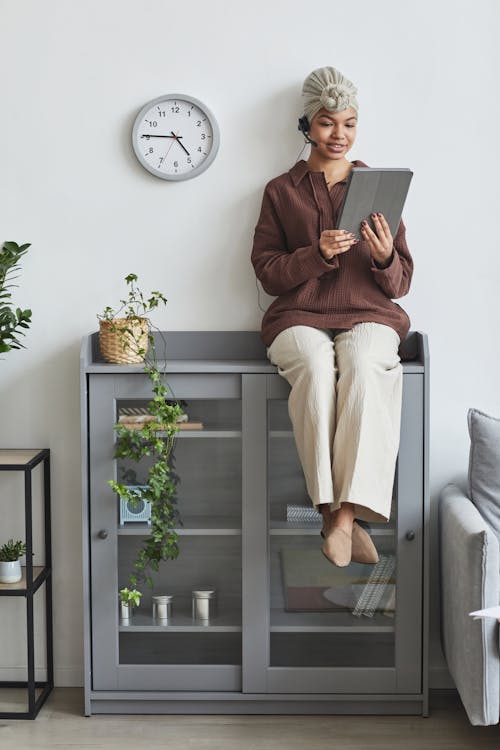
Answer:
[{"left": 0, "top": 689, "right": 498, "bottom": 749}]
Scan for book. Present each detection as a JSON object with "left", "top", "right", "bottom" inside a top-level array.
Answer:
[
  {"left": 117, "top": 406, "right": 203, "bottom": 430},
  {"left": 286, "top": 504, "right": 322, "bottom": 523},
  {"left": 117, "top": 421, "right": 204, "bottom": 431},
  {"left": 280, "top": 548, "right": 395, "bottom": 615}
]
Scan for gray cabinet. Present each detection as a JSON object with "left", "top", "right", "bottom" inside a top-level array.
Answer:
[{"left": 80, "top": 331, "right": 429, "bottom": 716}]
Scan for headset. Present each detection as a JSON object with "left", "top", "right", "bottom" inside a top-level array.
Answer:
[{"left": 297, "top": 115, "right": 318, "bottom": 148}]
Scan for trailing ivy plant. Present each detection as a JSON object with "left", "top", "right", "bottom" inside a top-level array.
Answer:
[
  {"left": 0, "top": 241, "right": 32, "bottom": 354},
  {"left": 104, "top": 274, "right": 185, "bottom": 590}
]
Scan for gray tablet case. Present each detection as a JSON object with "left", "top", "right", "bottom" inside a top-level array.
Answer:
[{"left": 336, "top": 168, "right": 413, "bottom": 239}]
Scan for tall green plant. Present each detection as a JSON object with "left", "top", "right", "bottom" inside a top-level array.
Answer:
[{"left": 0, "top": 241, "right": 32, "bottom": 354}]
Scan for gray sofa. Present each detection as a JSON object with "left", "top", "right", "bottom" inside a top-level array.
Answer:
[{"left": 439, "top": 408, "right": 500, "bottom": 726}]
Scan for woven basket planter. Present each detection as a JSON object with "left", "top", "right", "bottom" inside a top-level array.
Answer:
[{"left": 99, "top": 317, "right": 149, "bottom": 364}]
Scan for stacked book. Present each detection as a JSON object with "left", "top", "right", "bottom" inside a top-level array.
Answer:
[
  {"left": 351, "top": 554, "right": 396, "bottom": 618},
  {"left": 117, "top": 406, "right": 203, "bottom": 430},
  {"left": 286, "top": 504, "right": 321, "bottom": 523}
]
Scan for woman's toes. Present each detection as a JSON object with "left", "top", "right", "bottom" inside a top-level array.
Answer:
[
  {"left": 351, "top": 521, "right": 379, "bottom": 564},
  {"left": 321, "top": 526, "right": 352, "bottom": 567}
]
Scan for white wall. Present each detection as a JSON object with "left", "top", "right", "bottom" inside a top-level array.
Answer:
[{"left": 0, "top": 0, "right": 499, "bottom": 687}]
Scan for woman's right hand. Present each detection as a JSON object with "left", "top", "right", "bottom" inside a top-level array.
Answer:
[{"left": 319, "top": 229, "right": 359, "bottom": 261}]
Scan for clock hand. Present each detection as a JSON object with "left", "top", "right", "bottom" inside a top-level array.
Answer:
[
  {"left": 170, "top": 131, "right": 190, "bottom": 157},
  {"left": 140, "top": 134, "right": 183, "bottom": 140}
]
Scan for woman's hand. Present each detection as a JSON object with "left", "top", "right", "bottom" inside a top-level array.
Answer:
[
  {"left": 319, "top": 229, "right": 359, "bottom": 261},
  {"left": 361, "top": 213, "right": 394, "bottom": 267}
]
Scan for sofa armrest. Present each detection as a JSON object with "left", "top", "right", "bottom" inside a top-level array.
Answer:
[{"left": 439, "top": 483, "right": 500, "bottom": 725}]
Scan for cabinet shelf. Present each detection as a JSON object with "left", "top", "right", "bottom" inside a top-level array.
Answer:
[
  {"left": 269, "top": 522, "right": 395, "bottom": 537},
  {"left": 172, "top": 429, "right": 242, "bottom": 439},
  {"left": 270, "top": 609, "right": 395, "bottom": 633},
  {"left": 119, "top": 611, "right": 242, "bottom": 632},
  {"left": 118, "top": 518, "right": 241, "bottom": 535}
]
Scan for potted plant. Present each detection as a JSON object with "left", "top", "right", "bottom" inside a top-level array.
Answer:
[
  {"left": 0, "top": 241, "right": 32, "bottom": 355},
  {"left": 97, "top": 273, "right": 167, "bottom": 364},
  {"left": 0, "top": 539, "right": 27, "bottom": 583},
  {"left": 101, "top": 273, "right": 184, "bottom": 595},
  {"left": 119, "top": 587, "right": 142, "bottom": 621}
]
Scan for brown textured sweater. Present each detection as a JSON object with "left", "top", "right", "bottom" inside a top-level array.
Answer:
[{"left": 251, "top": 158, "right": 413, "bottom": 347}]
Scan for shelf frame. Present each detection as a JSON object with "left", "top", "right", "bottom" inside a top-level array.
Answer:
[{"left": 0, "top": 449, "right": 53, "bottom": 719}]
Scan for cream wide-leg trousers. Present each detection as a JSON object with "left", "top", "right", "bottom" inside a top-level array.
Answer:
[{"left": 266, "top": 322, "right": 403, "bottom": 524}]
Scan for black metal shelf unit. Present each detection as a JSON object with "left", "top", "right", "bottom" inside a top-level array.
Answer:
[{"left": 0, "top": 449, "right": 53, "bottom": 719}]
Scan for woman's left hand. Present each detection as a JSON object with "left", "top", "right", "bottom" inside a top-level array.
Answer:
[{"left": 361, "top": 213, "right": 394, "bottom": 267}]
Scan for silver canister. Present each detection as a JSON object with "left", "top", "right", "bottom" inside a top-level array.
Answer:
[
  {"left": 152, "top": 594, "right": 173, "bottom": 621},
  {"left": 192, "top": 589, "right": 216, "bottom": 622}
]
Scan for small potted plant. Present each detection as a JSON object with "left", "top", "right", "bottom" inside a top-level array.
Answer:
[
  {"left": 0, "top": 539, "right": 27, "bottom": 583},
  {"left": 97, "top": 273, "right": 167, "bottom": 364},
  {"left": 119, "top": 587, "right": 142, "bottom": 621}
]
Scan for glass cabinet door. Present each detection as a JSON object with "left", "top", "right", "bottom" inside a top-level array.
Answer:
[
  {"left": 89, "top": 373, "right": 243, "bottom": 692},
  {"left": 263, "top": 371, "right": 423, "bottom": 695}
]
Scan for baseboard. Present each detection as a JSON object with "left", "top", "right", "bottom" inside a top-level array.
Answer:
[
  {"left": 429, "top": 665, "right": 456, "bottom": 689},
  {"left": 54, "top": 667, "right": 83, "bottom": 687},
  {"left": 429, "top": 688, "right": 462, "bottom": 709},
  {"left": 0, "top": 665, "right": 454, "bottom": 692},
  {"left": 0, "top": 667, "right": 47, "bottom": 681},
  {"left": 0, "top": 666, "right": 83, "bottom": 687}
]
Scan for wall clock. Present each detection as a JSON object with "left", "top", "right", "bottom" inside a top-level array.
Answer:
[{"left": 132, "top": 93, "right": 220, "bottom": 180}]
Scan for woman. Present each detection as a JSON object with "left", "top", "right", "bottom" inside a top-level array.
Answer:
[{"left": 251, "top": 66, "right": 414, "bottom": 567}]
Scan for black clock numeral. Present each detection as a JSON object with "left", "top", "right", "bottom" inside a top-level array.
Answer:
[
  {"left": 148, "top": 147, "right": 154, "bottom": 154},
  {"left": 201, "top": 133, "right": 206, "bottom": 140},
  {"left": 174, "top": 161, "right": 179, "bottom": 167},
  {"left": 196, "top": 121, "right": 201, "bottom": 126},
  {"left": 157, "top": 108, "right": 166, "bottom": 117},
  {"left": 187, "top": 157, "right": 191, "bottom": 163},
  {"left": 171, "top": 106, "right": 180, "bottom": 113},
  {"left": 197, "top": 147, "right": 202, "bottom": 152}
]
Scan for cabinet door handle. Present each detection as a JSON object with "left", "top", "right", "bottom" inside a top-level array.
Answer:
[
  {"left": 405, "top": 530, "right": 416, "bottom": 541},
  {"left": 98, "top": 530, "right": 109, "bottom": 539}
]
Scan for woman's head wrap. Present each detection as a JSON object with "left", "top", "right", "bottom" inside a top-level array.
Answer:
[{"left": 302, "top": 66, "right": 359, "bottom": 123}]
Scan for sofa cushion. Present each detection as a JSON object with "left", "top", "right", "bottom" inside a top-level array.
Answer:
[{"left": 468, "top": 407, "right": 500, "bottom": 545}]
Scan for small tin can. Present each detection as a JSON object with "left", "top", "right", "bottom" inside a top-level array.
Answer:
[
  {"left": 152, "top": 594, "right": 173, "bottom": 621},
  {"left": 192, "top": 589, "right": 216, "bottom": 622}
]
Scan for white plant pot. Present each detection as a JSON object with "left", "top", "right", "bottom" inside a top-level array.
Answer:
[{"left": 0, "top": 560, "right": 22, "bottom": 583}]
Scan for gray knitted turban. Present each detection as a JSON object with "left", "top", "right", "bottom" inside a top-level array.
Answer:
[{"left": 302, "top": 66, "right": 359, "bottom": 123}]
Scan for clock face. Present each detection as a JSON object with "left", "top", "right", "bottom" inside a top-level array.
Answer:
[{"left": 132, "top": 94, "right": 220, "bottom": 180}]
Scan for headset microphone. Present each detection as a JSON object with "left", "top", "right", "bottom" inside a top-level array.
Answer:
[{"left": 298, "top": 115, "right": 318, "bottom": 148}]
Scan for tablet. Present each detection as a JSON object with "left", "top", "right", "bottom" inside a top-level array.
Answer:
[{"left": 336, "top": 167, "right": 413, "bottom": 240}]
